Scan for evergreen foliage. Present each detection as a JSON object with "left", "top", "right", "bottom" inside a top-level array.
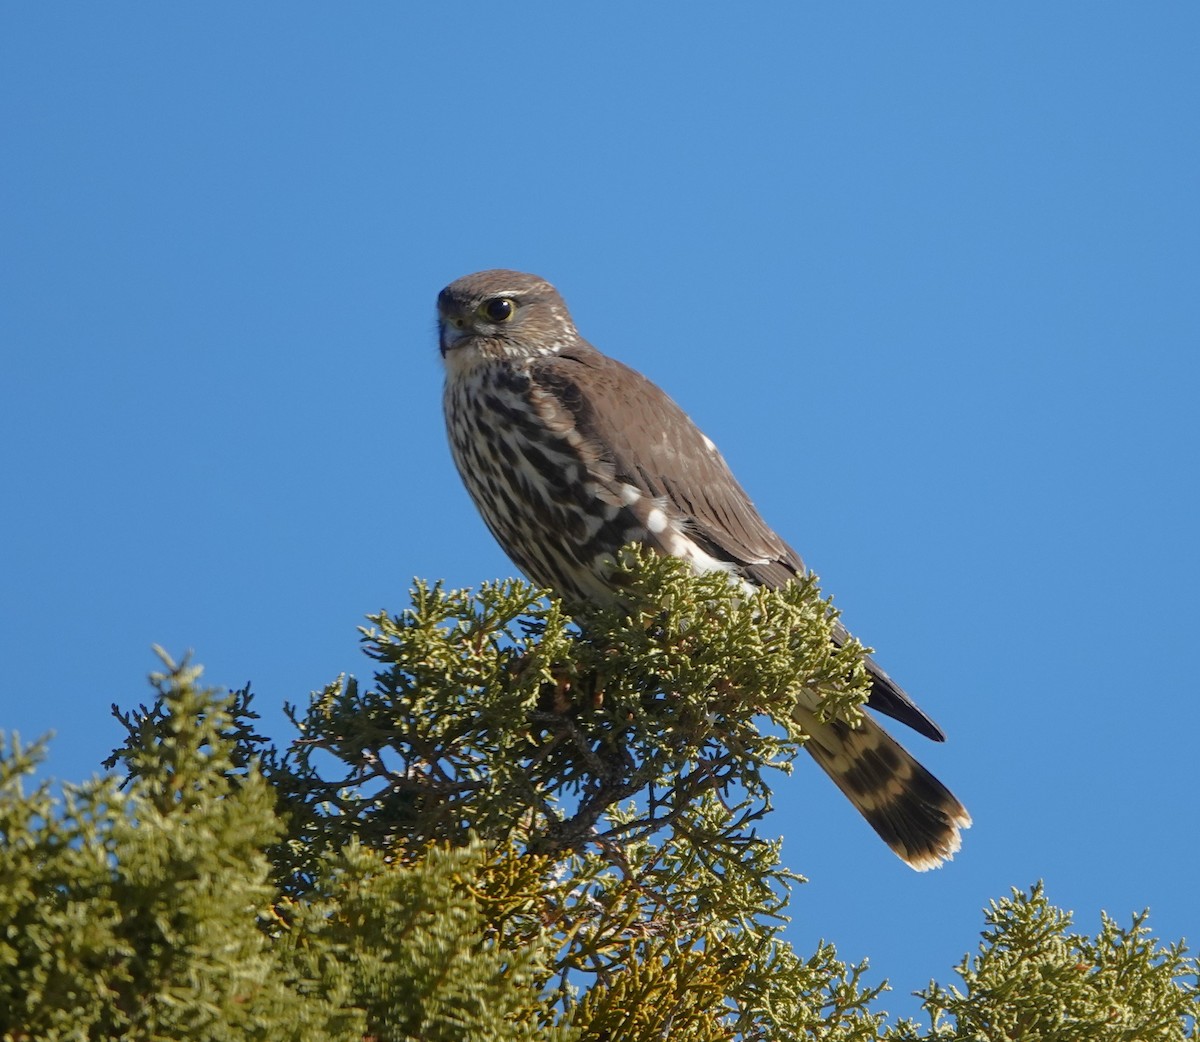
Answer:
[
  {"left": 891, "top": 883, "right": 1199, "bottom": 1041},
  {"left": 2, "top": 551, "right": 1196, "bottom": 1039},
  {"left": 0, "top": 659, "right": 359, "bottom": 1041}
]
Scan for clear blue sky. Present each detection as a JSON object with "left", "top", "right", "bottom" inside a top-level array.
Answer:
[{"left": 3, "top": 4, "right": 1197, "bottom": 1024}]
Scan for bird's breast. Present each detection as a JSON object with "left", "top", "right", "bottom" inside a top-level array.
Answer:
[{"left": 443, "top": 363, "right": 642, "bottom": 602}]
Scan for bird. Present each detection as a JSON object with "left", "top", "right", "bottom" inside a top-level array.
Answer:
[{"left": 438, "top": 269, "right": 970, "bottom": 870}]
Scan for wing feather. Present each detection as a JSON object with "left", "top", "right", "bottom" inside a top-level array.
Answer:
[{"left": 531, "top": 344, "right": 945, "bottom": 743}]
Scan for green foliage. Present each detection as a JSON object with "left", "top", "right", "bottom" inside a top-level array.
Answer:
[
  {"left": 274, "top": 548, "right": 868, "bottom": 868},
  {"left": 0, "top": 653, "right": 360, "bottom": 1041},
  {"left": 278, "top": 839, "right": 572, "bottom": 1042},
  {"left": 887, "top": 882, "right": 1200, "bottom": 1042},
  {"left": 4, "top": 553, "right": 1197, "bottom": 1040},
  {"left": 260, "top": 549, "right": 882, "bottom": 1039}
]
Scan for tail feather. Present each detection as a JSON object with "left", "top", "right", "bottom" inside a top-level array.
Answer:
[{"left": 795, "top": 708, "right": 971, "bottom": 871}]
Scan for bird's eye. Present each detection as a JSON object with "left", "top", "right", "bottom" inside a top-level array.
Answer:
[{"left": 481, "top": 297, "right": 516, "bottom": 323}]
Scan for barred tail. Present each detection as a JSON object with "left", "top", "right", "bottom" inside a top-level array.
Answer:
[{"left": 795, "top": 707, "right": 971, "bottom": 871}]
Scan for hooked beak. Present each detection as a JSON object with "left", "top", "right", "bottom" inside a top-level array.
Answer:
[{"left": 438, "top": 312, "right": 469, "bottom": 357}]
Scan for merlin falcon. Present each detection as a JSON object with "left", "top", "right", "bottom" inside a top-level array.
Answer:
[{"left": 438, "top": 269, "right": 970, "bottom": 870}]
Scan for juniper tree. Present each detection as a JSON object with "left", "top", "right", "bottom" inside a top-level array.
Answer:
[{"left": 2, "top": 553, "right": 1197, "bottom": 1039}]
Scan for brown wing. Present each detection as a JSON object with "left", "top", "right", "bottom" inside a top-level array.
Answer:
[
  {"left": 537, "top": 344, "right": 803, "bottom": 582},
  {"left": 533, "top": 343, "right": 946, "bottom": 743}
]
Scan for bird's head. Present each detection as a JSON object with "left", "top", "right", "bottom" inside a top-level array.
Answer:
[{"left": 437, "top": 270, "right": 579, "bottom": 370}]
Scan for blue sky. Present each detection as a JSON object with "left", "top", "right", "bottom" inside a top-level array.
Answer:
[{"left": 3, "top": 3, "right": 1197, "bottom": 1024}]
